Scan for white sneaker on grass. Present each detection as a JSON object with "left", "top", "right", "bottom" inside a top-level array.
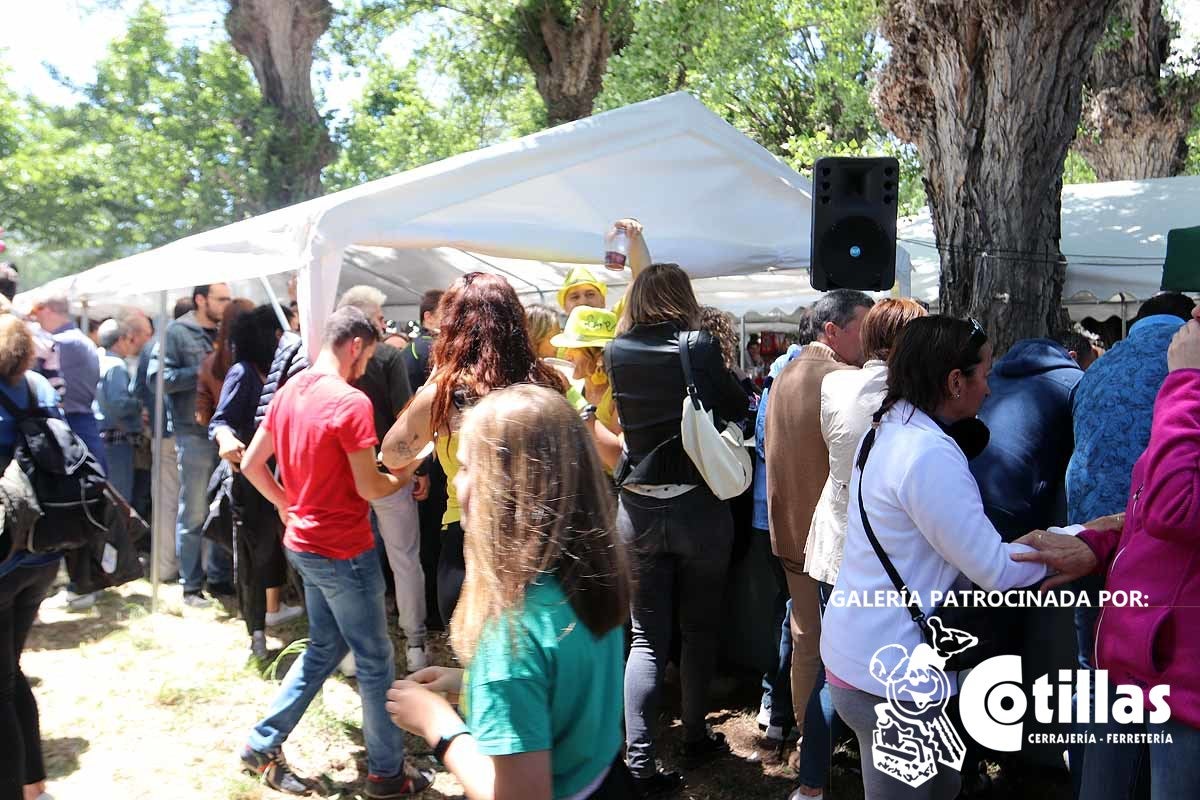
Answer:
[
  {"left": 264, "top": 603, "right": 303, "bottom": 628},
  {"left": 406, "top": 644, "right": 430, "bottom": 672},
  {"left": 338, "top": 652, "right": 357, "bottom": 677}
]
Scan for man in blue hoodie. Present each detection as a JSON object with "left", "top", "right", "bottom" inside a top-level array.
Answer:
[{"left": 971, "top": 337, "right": 1085, "bottom": 540}]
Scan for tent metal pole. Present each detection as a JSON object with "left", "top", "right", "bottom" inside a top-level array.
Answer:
[
  {"left": 259, "top": 276, "right": 291, "bottom": 331},
  {"left": 150, "top": 290, "right": 168, "bottom": 615},
  {"left": 79, "top": 299, "right": 89, "bottom": 332},
  {"left": 740, "top": 316, "right": 747, "bottom": 371},
  {"left": 461, "top": 251, "right": 548, "bottom": 304}
]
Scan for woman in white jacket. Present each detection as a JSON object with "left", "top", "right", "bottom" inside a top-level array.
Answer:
[{"left": 820, "top": 316, "right": 1050, "bottom": 800}]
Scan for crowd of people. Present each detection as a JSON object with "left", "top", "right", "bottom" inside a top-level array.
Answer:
[{"left": 1, "top": 222, "right": 1199, "bottom": 800}]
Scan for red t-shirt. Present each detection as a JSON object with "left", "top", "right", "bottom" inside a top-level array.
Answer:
[{"left": 263, "top": 371, "right": 378, "bottom": 559}]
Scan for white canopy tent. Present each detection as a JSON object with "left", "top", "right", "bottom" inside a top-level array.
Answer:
[
  {"left": 899, "top": 175, "right": 1200, "bottom": 321},
  {"left": 16, "top": 93, "right": 828, "bottom": 336},
  {"left": 14, "top": 91, "right": 872, "bottom": 613}
]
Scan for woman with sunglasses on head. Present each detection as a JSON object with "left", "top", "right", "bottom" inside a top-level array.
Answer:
[
  {"left": 819, "top": 317, "right": 1055, "bottom": 800},
  {"left": 380, "top": 273, "right": 566, "bottom": 627},
  {"left": 385, "top": 384, "right": 635, "bottom": 800},
  {"left": 606, "top": 263, "right": 749, "bottom": 795}
]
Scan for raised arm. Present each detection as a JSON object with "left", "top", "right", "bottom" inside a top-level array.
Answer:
[{"left": 381, "top": 383, "right": 436, "bottom": 471}]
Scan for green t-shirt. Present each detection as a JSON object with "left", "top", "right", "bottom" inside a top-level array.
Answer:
[{"left": 463, "top": 576, "right": 624, "bottom": 799}]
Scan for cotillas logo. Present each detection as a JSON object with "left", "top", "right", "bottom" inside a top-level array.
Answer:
[
  {"left": 959, "top": 657, "right": 1172, "bottom": 752},
  {"left": 867, "top": 616, "right": 976, "bottom": 788},
  {"left": 870, "top": 616, "right": 1174, "bottom": 789}
]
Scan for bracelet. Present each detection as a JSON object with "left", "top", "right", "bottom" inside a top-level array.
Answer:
[{"left": 434, "top": 727, "right": 470, "bottom": 763}]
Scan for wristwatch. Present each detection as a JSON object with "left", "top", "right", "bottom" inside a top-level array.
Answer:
[{"left": 433, "top": 724, "right": 470, "bottom": 763}]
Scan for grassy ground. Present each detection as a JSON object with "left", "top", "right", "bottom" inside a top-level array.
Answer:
[{"left": 25, "top": 577, "right": 1071, "bottom": 800}]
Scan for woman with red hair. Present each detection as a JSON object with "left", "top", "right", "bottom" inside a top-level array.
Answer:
[{"left": 382, "top": 273, "right": 565, "bottom": 625}]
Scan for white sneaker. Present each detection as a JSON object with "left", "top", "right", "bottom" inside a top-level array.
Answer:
[
  {"left": 264, "top": 603, "right": 304, "bottom": 628},
  {"left": 182, "top": 592, "right": 212, "bottom": 608},
  {"left": 788, "top": 788, "right": 822, "bottom": 800},
  {"left": 338, "top": 652, "right": 357, "bottom": 677},
  {"left": 756, "top": 700, "right": 772, "bottom": 729},
  {"left": 251, "top": 631, "right": 269, "bottom": 661},
  {"left": 66, "top": 590, "right": 97, "bottom": 611},
  {"left": 406, "top": 644, "right": 430, "bottom": 672}
]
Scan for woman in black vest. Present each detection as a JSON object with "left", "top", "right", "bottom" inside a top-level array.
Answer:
[{"left": 606, "top": 263, "right": 748, "bottom": 795}]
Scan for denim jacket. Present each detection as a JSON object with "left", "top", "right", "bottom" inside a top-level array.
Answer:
[
  {"left": 752, "top": 345, "right": 803, "bottom": 531},
  {"left": 156, "top": 312, "right": 215, "bottom": 438}
]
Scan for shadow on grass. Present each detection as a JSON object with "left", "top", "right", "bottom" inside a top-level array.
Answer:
[
  {"left": 42, "top": 736, "right": 90, "bottom": 779},
  {"left": 25, "top": 591, "right": 152, "bottom": 652}
]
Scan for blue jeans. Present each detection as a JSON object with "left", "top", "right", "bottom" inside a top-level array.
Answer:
[
  {"left": 175, "top": 432, "right": 231, "bottom": 593},
  {"left": 1071, "top": 575, "right": 1105, "bottom": 798},
  {"left": 760, "top": 545, "right": 795, "bottom": 733},
  {"left": 619, "top": 487, "right": 733, "bottom": 777},
  {"left": 796, "top": 582, "right": 838, "bottom": 791},
  {"left": 248, "top": 547, "right": 406, "bottom": 778},
  {"left": 1080, "top": 718, "right": 1199, "bottom": 800},
  {"left": 104, "top": 440, "right": 134, "bottom": 504}
]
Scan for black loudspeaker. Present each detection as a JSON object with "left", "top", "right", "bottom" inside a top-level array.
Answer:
[{"left": 810, "top": 156, "right": 899, "bottom": 291}]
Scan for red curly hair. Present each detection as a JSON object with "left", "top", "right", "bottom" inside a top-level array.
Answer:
[{"left": 429, "top": 273, "right": 565, "bottom": 433}]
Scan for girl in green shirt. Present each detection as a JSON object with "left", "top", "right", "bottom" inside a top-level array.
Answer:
[{"left": 386, "top": 384, "right": 635, "bottom": 800}]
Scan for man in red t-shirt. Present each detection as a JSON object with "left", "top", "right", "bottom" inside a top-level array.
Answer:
[{"left": 237, "top": 306, "right": 431, "bottom": 798}]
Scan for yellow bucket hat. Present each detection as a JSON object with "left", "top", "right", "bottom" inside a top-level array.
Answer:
[
  {"left": 556, "top": 266, "right": 608, "bottom": 310},
  {"left": 550, "top": 306, "right": 619, "bottom": 350}
]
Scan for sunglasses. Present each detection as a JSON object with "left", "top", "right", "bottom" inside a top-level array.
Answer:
[{"left": 960, "top": 317, "right": 988, "bottom": 368}]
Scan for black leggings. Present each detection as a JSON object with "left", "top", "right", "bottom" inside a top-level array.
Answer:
[
  {"left": 0, "top": 559, "right": 59, "bottom": 800},
  {"left": 233, "top": 473, "right": 288, "bottom": 636},
  {"left": 436, "top": 522, "right": 465, "bottom": 628}
]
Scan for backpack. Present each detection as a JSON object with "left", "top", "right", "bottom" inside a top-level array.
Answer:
[{"left": 0, "top": 377, "right": 111, "bottom": 553}]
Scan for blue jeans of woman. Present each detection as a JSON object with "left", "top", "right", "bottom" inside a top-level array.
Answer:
[
  {"left": 619, "top": 485, "right": 733, "bottom": 778},
  {"left": 248, "top": 547, "right": 406, "bottom": 779},
  {"left": 1080, "top": 718, "right": 1200, "bottom": 800}
]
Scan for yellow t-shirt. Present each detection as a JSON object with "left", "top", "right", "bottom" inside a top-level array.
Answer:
[
  {"left": 436, "top": 432, "right": 462, "bottom": 528},
  {"left": 596, "top": 385, "right": 617, "bottom": 432}
]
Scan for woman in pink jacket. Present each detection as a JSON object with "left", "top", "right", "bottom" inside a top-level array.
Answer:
[{"left": 1016, "top": 305, "right": 1200, "bottom": 800}]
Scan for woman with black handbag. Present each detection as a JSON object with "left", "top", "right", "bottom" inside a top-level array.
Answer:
[
  {"left": 606, "top": 264, "right": 749, "bottom": 796},
  {"left": 820, "top": 316, "right": 1053, "bottom": 800}
]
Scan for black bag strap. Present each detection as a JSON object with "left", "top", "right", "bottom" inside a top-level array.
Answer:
[
  {"left": 855, "top": 425, "right": 930, "bottom": 634},
  {"left": 677, "top": 330, "right": 702, "bottom": 410}
]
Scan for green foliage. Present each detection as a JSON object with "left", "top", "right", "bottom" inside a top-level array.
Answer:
[
  {"left": 598, "top": 0, "right": 924, "bottom": 211},
  {"left": 1063, "top": 150, "right": 1099, "bottom": 185},
  {"left": 325, "top": 5, "right": 547, "bottom": 190},
  {"left": 0, "top": 3, "right": 275, "bottom": 277}
]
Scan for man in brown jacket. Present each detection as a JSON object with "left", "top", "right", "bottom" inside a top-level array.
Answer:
[{"left": 765, "top": 289, "right": 872, "bottom": 777}]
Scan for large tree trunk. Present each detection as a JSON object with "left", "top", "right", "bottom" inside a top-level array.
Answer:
[
  {"left": 875, "top": 0, "right": 1118, "bottom": 353},
  {"left": 516, "top": 1, "right": 628, "bottom": 126},
  {"left": 1076, "top": 0, "right": 1200, "bottom": 180},
  {"left": 226, "top": 0, "right": 334, "bottom": 208}
]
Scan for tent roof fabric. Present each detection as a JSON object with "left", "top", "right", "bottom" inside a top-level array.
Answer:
[
  {"left": 901, "top": 175, "right": 1200, "bottom": 306},
  {"left": 17, "top": 96, "right": 1191, "bottom": 329},
  {"left": 18, "top": 92, "right": 832, "bottom": 331}
]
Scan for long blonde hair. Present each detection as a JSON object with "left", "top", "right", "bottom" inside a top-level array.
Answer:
[{"left": 450, "top": 384, "right": 632, "bottom": 663}]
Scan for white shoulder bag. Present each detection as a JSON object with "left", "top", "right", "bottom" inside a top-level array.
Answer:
[{"left": 678, "top": 331, "right": 752, "bottom": 500}]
